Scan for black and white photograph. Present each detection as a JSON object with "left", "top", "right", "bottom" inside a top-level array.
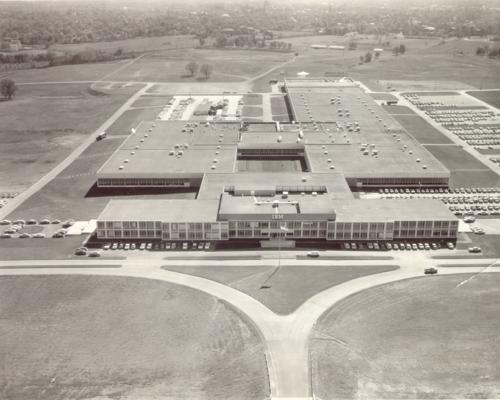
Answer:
[{"left": 0, "top": 0, "right": 499, "bottom": 399}]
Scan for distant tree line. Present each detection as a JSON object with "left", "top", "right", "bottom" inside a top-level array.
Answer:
[
  {"left": 0, "top": 78, "right": 16, "bottom": 100},
  {"left": 476, "top": 46, "right": 500, "bottom": 58}
]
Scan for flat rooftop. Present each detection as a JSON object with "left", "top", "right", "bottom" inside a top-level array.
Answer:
[
  {"left": 98, "top": 199, "right": 220, "bottom": 223},
  {"left": 218, "top": 193, "right": 337, "bottom": 220},
  {"left": 198, "top": 172, "right": 354, "bottom": 200},
  {"left": 333, "top": 198, "right": 456, "bottom": 222}
]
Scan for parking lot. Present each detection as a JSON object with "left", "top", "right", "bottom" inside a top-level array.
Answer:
[
  {"left": 402, "top": 92, "right": 500, "bottom": 151},
  {"left": 362, "top": 186, "right": 500, "bottom": 218}
]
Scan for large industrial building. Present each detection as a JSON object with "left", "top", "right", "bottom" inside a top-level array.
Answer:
[{"left": 95, "top": 78, "right": 458, "bottom": 246}]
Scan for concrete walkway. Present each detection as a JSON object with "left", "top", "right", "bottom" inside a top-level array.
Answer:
[{"left": 0, "top": 254, "right": 498, "bottom": 399}]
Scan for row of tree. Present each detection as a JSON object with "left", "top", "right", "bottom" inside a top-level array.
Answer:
[
  {"left": 0, "top": 78, "right": 16, "bottom": 100},
  {"left": 185, "top": 62, "right": 213, "bottom": 79},
  {"left": 476, "top": 46, "right": 500, "bottom": 57}
]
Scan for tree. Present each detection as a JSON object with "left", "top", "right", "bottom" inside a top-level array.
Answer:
[
  {"left": 364, "top": 51, "right": 372, "bottom": 63},
  {"left": 488, "top": 49, "right": 499, "bottom": 58},
  {"left": 399, "top": 44, "right": 406, "bottom": 54},
  {"left": 476, "top": 46, "right": 486, "bottom": 56},
  {"left": 200, "top": 63, "right": 213, "bottom": 80},
  {"left": 0, "top": 78, "right": 16, "bottom": 100},
  {"left": 393, "top": 46, "right": 400, "bottom": 56},
  {"left": 374, "top": 51, "right": 380, "bottom": 59},
  {"left": 185, "top": 61, "right": 199, "bottom": 76},
  {"left": 348, "top": 41, "right": 357, "bottom": 50}
]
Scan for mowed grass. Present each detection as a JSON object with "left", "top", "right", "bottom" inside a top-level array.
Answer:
[
  {"left": 467, "top": 90, "right": 500, "bottom": 109},
  {"left": 163, "top": 264, "right": 398, "bottom": 314},
  {"left": 131, "top": 95, "right": 172, "bottom": 108},
  {"left": 0, "top": 83, "right": 130, "bottom": 192},
  {"left": 237, "top": 159, "right": 304, "bottom": 173},
  {"left": 8, "top": 61, "right": 122, "bottom": 83},
  {"left": 392, "top": 114, "right": 453, "bottom": 144},
  {"left": 107, "top": 48, "right": 290, "bottom": 83},
  {"left": 242, "top": 106, "right": 263, "bottom": 118},
  {"left": 7, "top": 137, "right": 197, "bottom": 222},
  {"left": 423, "top": 145, "right": 500, "bottom": 187},
  {"left": 0, "top": 275, "right": 268, "bottom": 400},
  {"left": 0, "top": 236, "right": 86, "bottom": 260},
  {"left": 311, "top": 273, "right": 500, "bottom": 399}
]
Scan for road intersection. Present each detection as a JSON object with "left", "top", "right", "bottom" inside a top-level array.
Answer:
[{"left": 0, "top": 253, "right": 498, "bottom": 400}]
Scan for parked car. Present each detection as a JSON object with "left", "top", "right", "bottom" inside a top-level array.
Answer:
[
  {"left": 140, "top": 243, "right": 146, "bottom": 250},
  {"left": 33, "top": 233, "right": 45, "bottom": 238},
  {"left": 182, "top": 242, "right": 188, "bottom": 250},
  {"left": 386, "top": 243, "right": 392, "bottom": 250},
  {"left": 130, "top": 243, "right": 136, "bottom": 250},
  {"left": 171, "top": 242, "right": 177, "bottom": 250},
  {"left": 447, "top": 242, "right": 455, "bottom": 250},
  {"left": 74, "top": 248, "right": 87, "bottom": 256},
  {"left": 204, "top": 242, "right": 210, "bottom": 250},
  {"left": 124, "top": 243, "right": 130, "bottom": 250},
  {"left": 62, "top": 219, "right": 75, "bottom": 228},
  {"left": 146, "top": 243, "right": 152, "bottom": 250},
  {"left": 468, "top": 246, "right": 482, "bottom": 253},
  {"left": 19, "top": 233, "right": 31, "bottom": 239},
  {"left": 88, "top": 251, "right": 101, "bottom": 257},
  {"left": 424, "top": 267, "right": 438, "bottom": 275},
  {"left": 0, "top": 219, "right": 11, "bottom": 225},
  {"left": 463, "top": 216, "right": 476, "bottom": 223},
  {"left": 0, "top": 233, "right": 12, "bottom": 238},
  {"left": 307, "top": 251, "right": 320, "bottom": 258},
  {"left": 344, "top": 243, "right": 351, "bottom": 250},
  {"left": 26, "top": 219, "right": 37, "bottom": 225},
  {"left": 40, "top": 219, "right": 51, "bottom": 225},
  {"left": 111, "top": 243, "right": 118, "bottom": 250},
  {"left": 102, "top": 243, "right": 111, "bottom": 250}
]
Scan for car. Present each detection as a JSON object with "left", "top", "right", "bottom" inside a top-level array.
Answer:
[
  {"left": 373, "top": 242, "right": 380, "bottom": 250},
  {"left": 344, "top": 243, "right": 351, "bottom": 250},
  {"left": 33, "top": 233, "right": 45, "bottom": 238},
  {"left": 88, "top": 251, "right": 101, "bottom": 257},
  {"left": 0, "top": 219, "right": 11, "bottom": 225},
  {"left": 74, "top": 248, "right": 87, "bottom": 256},
  {"left": 424, "top": 267, "right": 438, "bottom": 275},
  {"left": 62, "top": 219, "right": 75, "bottom": 228},
  {"left": 424, "top": 243, "right": 431, "bottom": 250},
  {"left": 3, "top": 228, "right": 15, "bottom": 234},
  {"left": 418, "top": 243, "right": 424, "bottom": 250},
  {"left": 26, "top": 219, "right": 37, "bottom": 225},
  {"left": 172, "top": 242, "right": 177, "bottom": 250},
  {"left": 96, "top": 132, "right": 107, "bottom": 141},
  {"left": 40, "top": 219, "right": 51, "bottom": 225},
  {"left": 164, "top": 243, "right": 171, "bottom": 250},
  {"left": 307, "top": 251, "right": 320, "bottom": 258},
  {"left": 447, "top": 242, "right": 455, "bottom": 250},
  {"left": 182, "top": 242, "right": 188, "bottom": 250},
  {"left": 52, "top": 232, "right": 64, "bottom": 238},
  {"left": 130, "top": 243, "right": 136, "bottom": 250},
  {"left": 367, "top": 243, "right": 374, "bottom": 250},
  {"left": 19, "top": 233, "right": 31, "bottom": 238},
  {"left": 140, "top": 243, "right": 146, "bottom": 250},
  {"left": 198, "top": 243, "right": 204, "bottom": 250},
  {"left": 431, "top": 243, "right": 438, "bottom": 250},
  {"left": 411, "top": 243, "right": 418, "bottom": 250},
  {"left": 204, "top": 242, "right": 210, "bottom": 250},
  {"left": 118, "top": 243, "right": 124, "bottom": 249},
  {"left": 468, "top": 246, "right": 482, "bottom": 253},
  {"left": 0, "top": 233, "right": 12, "bottom": 238},
  {"left": 153, "top": 243, "right": 159, "bottom": 250},
  {"left": 111, "top": 243, "right": 118, "bottom": 250},
  {"left": 146, "top": 243, "right": 152, "bottom": 250},
  {"left": 351, "top": 242, "right": 357, "bottom": 250},
  {"left": 102, "top": 243, "right": 111, "bottom": 250},
  {"left": 124, "top": 243, "right": 130, "bottom": 250},
  {"left": 52, "top": 219, "right": 61, "bottom": 224},
  {"left": 192, "top": 242, "right": 197, "bottom": 249},
  {"left": 386, "top": 243, "right": 392, "bottom": 250}
]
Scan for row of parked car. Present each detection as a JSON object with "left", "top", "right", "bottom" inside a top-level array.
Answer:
[
  {"left": 343, "top": 241, "right": 454, "bottom": 251},
  {"left": 100, "top": 241, "right": 212, "bottom": 251},
  {"left": 378, "top": 187, "right": 500, "bottom": 195}
]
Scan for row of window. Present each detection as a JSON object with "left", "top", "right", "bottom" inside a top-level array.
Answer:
[
  {"left": 355, "top": 177, "right": 448, "bottom": 186},
  {"left": 97, "top": 178, "right": 192, "bottom": 187}
]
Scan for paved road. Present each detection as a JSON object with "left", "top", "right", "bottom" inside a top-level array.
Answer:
[
  {"left": 0, "top": 254, "right": 498, "bottom": 400},
  {"left": 0, "top": 83, "right": 152, "bottom": 221}
]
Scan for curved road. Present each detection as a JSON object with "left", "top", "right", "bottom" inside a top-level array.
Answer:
[{"left": 0, "top": 254, "right": 498, "bottom": 400}]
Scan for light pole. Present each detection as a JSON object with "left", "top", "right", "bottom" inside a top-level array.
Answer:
[{"left": 260, "top": 225, "right": 289, "bottom": 289}]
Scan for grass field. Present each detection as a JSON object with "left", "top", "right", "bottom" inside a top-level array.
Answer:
[
  {"left": 0, "top": 84, "right": 130, "bottom": 192},
  {"left": 130, "top": 95, "right": 172, "bottom": 108},
  {"left": 422, "top": 144, "right": 500, "bottom": 187},
  {"left": 49, "top": 35, "right": 198, "bottom": 54},
  {"left": 242, "top": 94, "right": 263, "bottom": 106},
  {"left": 8, "top": 61, "right": 122, "bottom": 83},
  {"left": 381, "top": 104, "right": 415, "bottom": 115},
  {"left": 242, "top": 106, "right": 263, "bottom": 118},
  {"left": 163, "top": 264, "right": 398, "bottom": 314},
  {"left": 237, "top": 159, "right": 304, "bottom": 173},
  {"left": 467, "top": 90, "right": 500, "bottom": 109},
  {"left": 369, "top": 93, "right": 399, "bottom": 102},
  {"left": 311, "top": 273, "right": 500, "bottom": 399},
  {"left": 0, "top": 275, "right": 268, "bottom": 400},
  {"left": 7, "top": 137, "right": 197, "bottom": 222},
  {"left": 0, "top": 236, "right": 86, "bottom": 260},
  {"left": 106, "top": 48, "right": 291, "bottom": 83},
  {"left": 392, "top": 114, "right": 453, "bottom": 144}
]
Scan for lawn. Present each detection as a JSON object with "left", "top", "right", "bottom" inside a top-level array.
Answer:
[
  {"left": 0, "top": 83, "right": 130, "bottom": 192},
  {"left": 242, "top": 94, "right": 263, "bottom": 106},
  {"left": 242, "top": 106, "right": 263, "bottom": 118},
  {"left": 7, "top": 137, "right": 197, "bottom": 222},
  {"left": 392, "top": 114, "right": 453, "bottom": 144},
  {"left": 237, "top": 159, "right": 305, "bottom": 173},
  {"left": 369, "top": 93, "right": 399, "bottom": 102},
  {"left": 311, "top": 273, "right": 500, "bottom": 399},
  {"left": 0, "top": 236, "right": 86, "bottom": 260},
  {"left": 106, "top": 48, "right": 290, "bottom": 83},
  {"left": 467, "top": 90, "right": 500, "bottom": 109},
  {"left": 163, "top": 264, "right": 398, "bottom": 314},
  {"left": 0, "top": 275, "right": 268, "bottom": 400},
  {"left": 131, "top": 95, "right": 172, "bottom": 108},
  {"left": 381, "top": 104, "right": 415, "bottom": 115},
  {"left": 8, "top": 61, "right": 121, "bottom": 83}
]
